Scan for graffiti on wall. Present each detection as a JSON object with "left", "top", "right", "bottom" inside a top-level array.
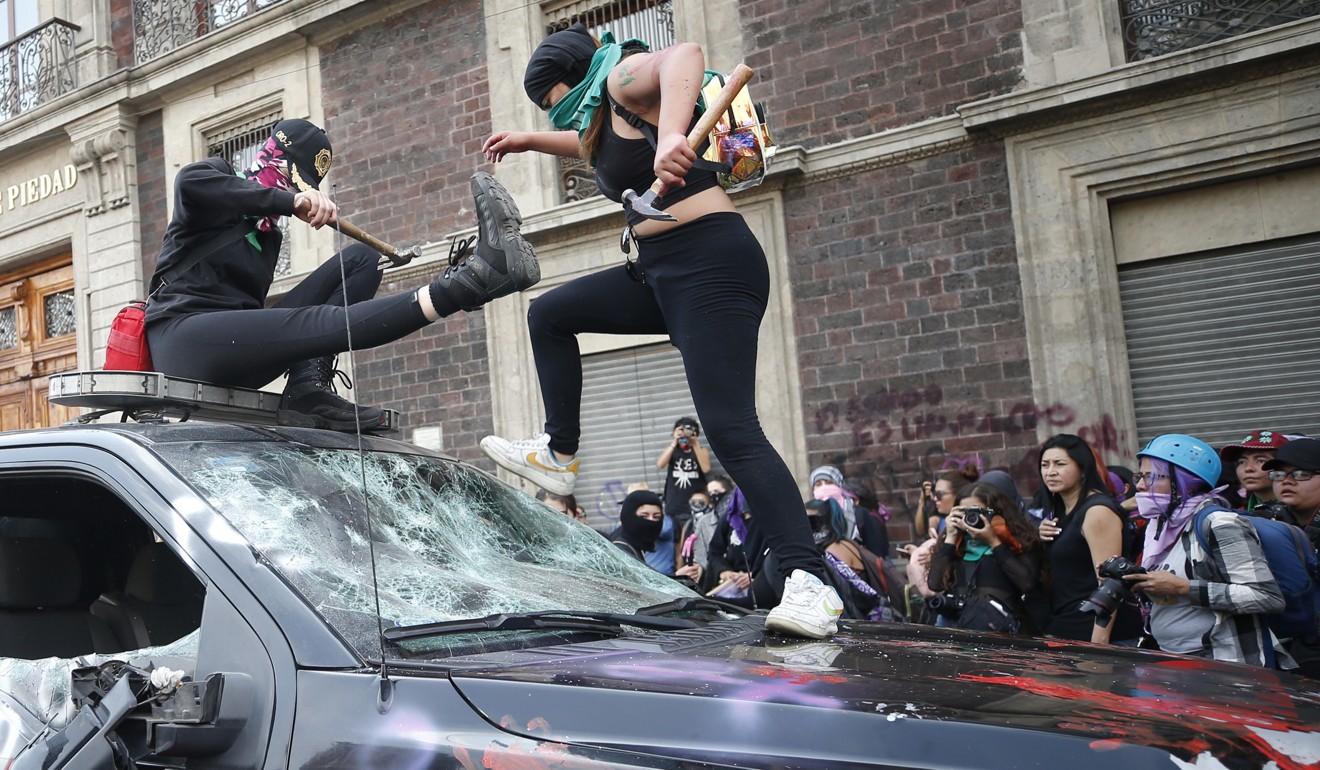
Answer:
[{"left": 812, "top": 384, "right": 1130, "bottom": 539}]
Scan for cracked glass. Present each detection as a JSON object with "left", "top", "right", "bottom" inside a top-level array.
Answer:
[
  {"left": 156, "top": 442, "right": 689, "bottom": 659},
  {"left": 0, "top": 631, "right": 199, "bottom": 755}
]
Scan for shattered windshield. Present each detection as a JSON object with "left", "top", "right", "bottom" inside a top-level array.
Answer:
[{"left": 154, "top": 441, "right": 690, "bottom": 659}]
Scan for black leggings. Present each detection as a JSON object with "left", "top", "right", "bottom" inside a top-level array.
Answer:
[
  {"left": 529, "top": 212, "right": 822, "bottom": 580},
  {"left": 146, "top": 244, "right": 429, "bottom": 389}
]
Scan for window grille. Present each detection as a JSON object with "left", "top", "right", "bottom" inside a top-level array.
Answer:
[
  {"left": 43, "top": 290, "right": 74, "bottom": 338},
  {"left": 542, "top": 0, "right": 675, "bottom": 203},
  {"left": 205, "top": 113, "right": 292, "bottom": 277},
  {"left": 1119, "top": 0, "right": 1320, "bottom": 62}
]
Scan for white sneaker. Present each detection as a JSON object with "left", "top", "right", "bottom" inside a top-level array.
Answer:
[
  {"left": 479, "top": 433, "right": 579, "bottom": 495},
  {"left": 764, "top": 569, "right": 844, "bottom": 639}
]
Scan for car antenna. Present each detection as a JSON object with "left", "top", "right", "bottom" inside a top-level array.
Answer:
[{"left": 328, "top": 184, "right": 395, "bottom": 713}]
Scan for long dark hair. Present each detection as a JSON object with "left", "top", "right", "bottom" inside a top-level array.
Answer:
[
  {"left": 579, "top": 44, "right": 648, "bottom": 162},
  {"left": 1038, "top": 434, "right": 1114, "bottom": 519},
  {"left": 933, "top": 483, "right": 1043, "bottom": 595}
]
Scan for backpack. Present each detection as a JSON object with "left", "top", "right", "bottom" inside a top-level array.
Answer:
[
  {"left": 1192, "top": 505, "right": 1320, "bottom": 641},
  {"left": 607, "top": 70, "right": 775, "bottom": 193},
  {"left": 697, "top": 70, "right": 775, "bottom": 192}
]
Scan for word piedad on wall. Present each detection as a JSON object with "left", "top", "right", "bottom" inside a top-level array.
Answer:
[{"left": 2, "top": 165, "right": 78, "bottom": 213}]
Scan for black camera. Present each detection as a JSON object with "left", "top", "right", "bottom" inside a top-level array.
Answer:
[
  {"left": 962, "top": 506, "right": 994, "bottom": 529},
  {"left": 1253, "top": 500, "right": 1295, "bottom": 524},
  {"left": 927, "top": 593, "right": 966, "bottom": 618},
  {"left": 1078, "top": 555, "right": 1146, "bottom": 623}
]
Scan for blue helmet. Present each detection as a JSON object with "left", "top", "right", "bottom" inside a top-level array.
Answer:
[{"left": 1137, "top": 434, "right": 1221, "bottom": 487}]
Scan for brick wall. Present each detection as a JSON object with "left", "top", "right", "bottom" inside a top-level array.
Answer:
[
  {"left": 135, "top": 110, "right": 165, "bottom": 291},
  {"left": 319, "top": 1, "right": 496, "bottom": 469},
  {"left": 109, "top": 0, "right": 134, "bottom": 70},
  {"left": 743, "top": 0, "right": 1023, "bottom": 147},
  {"left": 786, "top": 140, "right": 1042, "bottom": 539}
]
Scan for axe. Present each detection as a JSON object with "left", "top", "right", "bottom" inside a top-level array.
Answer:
[
  {"left": 622, "top": 63, "right": 755, "bottom": 223},
  {"left": 295, "top": 198, "right": 421, "bottom": 268}
]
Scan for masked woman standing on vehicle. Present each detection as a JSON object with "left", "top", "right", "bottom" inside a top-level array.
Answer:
[{"left": 476, "top": 25, "right": 841, "bottom": 639}]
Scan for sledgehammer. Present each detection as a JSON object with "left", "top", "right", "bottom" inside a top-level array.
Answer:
[
  {"left": 295, "top": 198, "right": 421, "bottom": 268},
  {"left": 622, "top": 63, "right": 755, "bottom": 223}
]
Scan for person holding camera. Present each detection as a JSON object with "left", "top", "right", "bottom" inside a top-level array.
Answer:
[
  {"left": 926, "top": 483, "right": 1044, "bottom": 635},
  {"left": 1123, "top": 434, "right": 1285, "bottom": 667},
  {"left": 916, "top": 465, "right": 981, "bottom": 537},
  {"left": 656, "top": 417, "right": 712, "bottom": 530}
]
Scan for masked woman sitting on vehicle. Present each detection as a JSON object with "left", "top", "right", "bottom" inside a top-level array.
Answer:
[{"left": 926, "top": 483, "right": 1044, "bottom": 635}]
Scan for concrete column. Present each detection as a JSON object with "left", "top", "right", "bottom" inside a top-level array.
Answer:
[{"left": 66, "top": 105, "right": 141, "bottom": 369}]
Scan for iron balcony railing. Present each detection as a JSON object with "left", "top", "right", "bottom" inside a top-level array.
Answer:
[
  {"left": 1120, "top": 0, "right": 1320, "bottom": 61},
  {"left": 133, "top": 0, "right": 288, "bottom": 65},
  {"left": 0, "top": 18, "right": 79, "bottom": 122}
]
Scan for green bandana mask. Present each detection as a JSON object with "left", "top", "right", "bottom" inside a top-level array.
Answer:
[
  {"left": 547, "top": 32, "right": 644, "bottom": 138},
  {"left": 963, "top": 539, "right": 992, "bottom": 562}
]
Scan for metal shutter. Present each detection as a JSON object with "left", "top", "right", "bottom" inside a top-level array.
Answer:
[
  {"left": 575, "top": 343, "right": 722, "bottom": 528},
  {"left": 1118, "top": 235, "right": 1320, "bottom": 448}
]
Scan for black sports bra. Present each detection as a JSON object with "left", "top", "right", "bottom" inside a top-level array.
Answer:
[{"left": 593, "top": 104, "right": 720, "bottom": 226}]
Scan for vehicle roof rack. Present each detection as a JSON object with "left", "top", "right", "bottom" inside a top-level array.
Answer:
[{"left": 48, "top": 371, "right": 400, "bottom": 431}]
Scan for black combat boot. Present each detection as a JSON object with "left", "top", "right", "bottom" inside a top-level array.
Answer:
[
  {"left": 278, "top": 356, "right": 387, "bottom": 432},
  {"left": 430, "top": 172, "right": 540, "bottom": 312}
]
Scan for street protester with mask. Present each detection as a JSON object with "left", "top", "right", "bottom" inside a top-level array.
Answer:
[
  {"left": 678, "top": 490, "right": 719, "bottom": 577},
  {"left": 1124, "top": 434, "right": 1288, "bottom": 667},
  {"left": 477, "top": 24, "right": 842, "bottom": 639},
  {"left": 145, "top": 119, "right": 539, "bottom": 431},
  {"left": 610, "top": 490, "right": 702, "bottom": 587}
]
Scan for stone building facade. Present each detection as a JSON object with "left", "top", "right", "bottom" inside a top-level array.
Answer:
[{"left": 1, "top": 0, "right": 1316, "bottom": 534}]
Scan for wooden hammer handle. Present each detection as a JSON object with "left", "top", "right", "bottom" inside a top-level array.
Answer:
[
  {"left": 646, "top": 63, "right": 755, "bottom": 196},
  {"left": 295, "top": 197, "right": 403, "bottom": 257}
]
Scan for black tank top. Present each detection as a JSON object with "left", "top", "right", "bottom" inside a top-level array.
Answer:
[{"left": 594, "top": 112, "right": 721, "bottom": 226}]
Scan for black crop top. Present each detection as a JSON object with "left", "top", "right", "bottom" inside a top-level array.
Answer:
[{"left": 594, "top": 110, "right": 721, "bottom": 226}]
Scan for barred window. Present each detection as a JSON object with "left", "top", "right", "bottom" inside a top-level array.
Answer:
[
  {"left": 205, "top": 112, "right": 292, "bottom": 277},
  {"left": 542, "top": 0, "right": 675, "bottom": 203}
]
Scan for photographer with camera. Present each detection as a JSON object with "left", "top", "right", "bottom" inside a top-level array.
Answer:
[
  {"left": 926, "top": 483, "right": 1044, "bottom": 635},
  {"left": 656, "top": 417, "right": 712, "bottom": 531},
  {"left": 1123, "top": 434, "right": 1286, "bottom": 667}
]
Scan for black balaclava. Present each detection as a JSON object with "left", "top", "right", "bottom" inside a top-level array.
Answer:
[
  {"left": 618, "top": 490, "right": 664, "bottom": 552},
  {"left": 523, "top": 22, "right": 597, "bottom": 106}
]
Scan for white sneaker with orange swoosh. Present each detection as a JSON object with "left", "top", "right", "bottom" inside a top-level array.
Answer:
[
  {"left": 765, "top": 569, "right": 844, "bottom": 639},
  {"left": 479, "top": 433, "right": 579, "bottom": 496}
]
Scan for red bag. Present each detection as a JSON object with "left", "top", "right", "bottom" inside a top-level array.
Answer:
[{"left": 104, "top": 301, "right": 153, "bottom": 371}]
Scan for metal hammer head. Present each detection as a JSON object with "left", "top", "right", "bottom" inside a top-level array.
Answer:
[
  {"left": 622, "top": 188, "right": 677, "bottom": 222},
  {"left": 379, "top": 245, "right": 423, "bottom": 269}
]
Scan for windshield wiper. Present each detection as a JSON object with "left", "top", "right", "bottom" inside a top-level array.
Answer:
[
  {"left": 636, "top": 596, "right": 747, "bottom": 616},
  {"left": 383, "top": 609, "right": 699, "bottom": 642}
]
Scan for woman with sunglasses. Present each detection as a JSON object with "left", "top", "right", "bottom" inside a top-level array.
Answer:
[
  {"left": 1124, "top": 434, "right": 1285, "bottom": 667},
  {"left": 477, "top": 25, "right": 841, "bottom": 639},
  {"left": 917, "top": 465, "right": 981, "bottom": 537}
]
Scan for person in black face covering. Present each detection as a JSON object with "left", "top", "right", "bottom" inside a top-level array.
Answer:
[
  {"left": 611, "top": 490, "right": 703, "bottom": 586},
  {"left": 612, "top": 490, "right": 664, "bottom": 559}
]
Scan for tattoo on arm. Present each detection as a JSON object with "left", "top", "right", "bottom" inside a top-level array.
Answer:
[{"left": 615, "top": 64, "right": 636, "bottom": 87}]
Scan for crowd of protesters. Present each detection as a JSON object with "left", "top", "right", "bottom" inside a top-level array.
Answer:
[{"left": 534, "top": 420, "right": 1320, "bottom": 679}]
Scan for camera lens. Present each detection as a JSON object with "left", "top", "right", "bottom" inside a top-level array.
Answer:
[{"left": 1078, "top": 578, "right": 1127, "bottom": 623}]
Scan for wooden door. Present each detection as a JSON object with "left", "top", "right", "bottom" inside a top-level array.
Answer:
[{"left": 0, "top": 255, "right": 78, "bottom": 429}]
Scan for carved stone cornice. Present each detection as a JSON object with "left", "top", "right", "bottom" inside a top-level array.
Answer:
[{"left": 66, "top": 108, "right": 137, "bottom": 217}]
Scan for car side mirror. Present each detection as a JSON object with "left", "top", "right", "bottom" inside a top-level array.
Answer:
[{"left": 148, "top": 672, "right": 252, "bottom": 757}]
